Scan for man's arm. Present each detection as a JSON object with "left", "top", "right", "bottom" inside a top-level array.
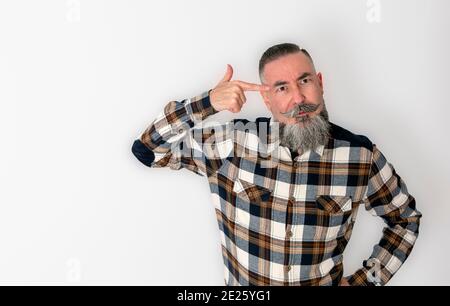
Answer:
[
  {"left": 131, "top": 89, "right": 220, "bottom": 175},
  {"left": 131, "top": 64, "right": 270, "bottom": 175},
  {"left": 346, "top": 144, "right": 422, "bottom": 286}
]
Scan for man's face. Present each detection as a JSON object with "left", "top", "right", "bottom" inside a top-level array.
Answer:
[{"left": 260, "top": 52, "right": 324, "bottom": 126}]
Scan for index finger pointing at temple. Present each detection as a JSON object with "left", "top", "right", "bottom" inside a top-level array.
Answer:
[{"left": 235, "top": 80, "right": 271, "bottom": 92}]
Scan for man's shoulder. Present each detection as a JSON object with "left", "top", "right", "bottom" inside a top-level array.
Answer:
[
  {"left": 328, "top": 121, "right": 373, "bottom": 152},
  {"left": 232, "top": 117, "right": 271, "bottom": 125},
  {"left": 231, "top": 117, "right": 271, "bottom": 133}
]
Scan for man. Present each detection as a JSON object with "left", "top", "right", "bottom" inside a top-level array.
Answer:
[{"left": 132, "top": 43, "right": 421, "bottom": 286}]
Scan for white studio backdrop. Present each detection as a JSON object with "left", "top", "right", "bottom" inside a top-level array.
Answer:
[{"left": 0, "top": 0, "right": 449, "bottom": 285}]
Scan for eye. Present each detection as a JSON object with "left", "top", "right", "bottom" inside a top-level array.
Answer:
[
  {"left": 300, "top": 78, "right": 310, "bottom": 85},
  {"left": 276, "top": 86, "right": 287, "bottom": 92}
]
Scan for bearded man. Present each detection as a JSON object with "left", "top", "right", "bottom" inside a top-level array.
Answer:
[{"left": 132, "top": 43, "right": 421, "bottom": 286}]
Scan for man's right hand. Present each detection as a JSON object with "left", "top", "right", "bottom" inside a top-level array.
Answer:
[{"left": 209, "top": 64, "right": 270, "bottom": 113}]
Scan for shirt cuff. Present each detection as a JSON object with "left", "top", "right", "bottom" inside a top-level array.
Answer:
[
  {"left": 186, "top": 89, "right": 218, "bottom": 121},
  {"left": 346, "top": 268, "right": 378, "bottom": 286}
]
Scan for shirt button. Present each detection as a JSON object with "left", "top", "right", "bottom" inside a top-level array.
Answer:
[
  {"left": 286, "top": 231, "right": 293, "bottom": 238},
  {"left": 285, "top": 265, "right": 292, "bottom": 272},
  {"left": 178, "top": 129, "right": 184, "bottom": 134}
]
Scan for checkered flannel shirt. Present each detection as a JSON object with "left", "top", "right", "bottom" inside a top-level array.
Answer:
[{"left": 132, "top": 90, "right": 422, "bottom": 286}]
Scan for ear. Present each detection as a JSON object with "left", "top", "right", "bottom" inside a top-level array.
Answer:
[{"left": 317, "top": 72, "right": 324, "bottom": 93}]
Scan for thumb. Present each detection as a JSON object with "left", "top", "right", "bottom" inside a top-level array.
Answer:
[{"left": 217, "top": 64, "right": 233, "bottom": 84}]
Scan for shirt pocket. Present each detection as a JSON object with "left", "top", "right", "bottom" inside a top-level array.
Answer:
[
  {"left": 312, "top": 195, "right": 354, "bottom": 241},
  {"left": 315, "top": 195, "right": 353, "bottom": 214},
  {"left": 232, "top": 178, "right": 273, "bottom": 231},
  {"left": 233, "top": 179, "right": 272, "bottom": 203}
]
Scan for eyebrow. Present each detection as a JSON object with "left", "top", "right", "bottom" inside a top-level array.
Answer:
[{"left": 272, "top": 72, "right": 312, "bottom": 87}]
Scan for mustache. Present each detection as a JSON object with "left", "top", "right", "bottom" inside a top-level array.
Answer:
[{"left": 280, "top": 102, "right": 320, "bottom": 118}]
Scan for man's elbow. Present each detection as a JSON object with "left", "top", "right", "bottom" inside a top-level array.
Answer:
[{"left": 131, "top": 139, "right": 155, "bottom": 167}]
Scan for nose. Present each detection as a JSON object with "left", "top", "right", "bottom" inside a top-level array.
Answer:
[{"left": 292, "top": 83, "right": 305, "bottom": 105}]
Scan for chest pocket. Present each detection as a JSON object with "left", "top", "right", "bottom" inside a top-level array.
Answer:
[
  {"left": 310, "top": 195, "right": 354, "bottom": 241},
  {"left": 232, "top": 179, "right": 273, "bottom": 231},
  {"left": 234, "top": 179, "right": 271, "bottom": 202},
  {"left": 315, "top": 195, "right": 352, "bottom": 214}
]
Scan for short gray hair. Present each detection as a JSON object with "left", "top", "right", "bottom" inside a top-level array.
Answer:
[{"left": 259, "top": 43, "right": 313, "bottom": 82}]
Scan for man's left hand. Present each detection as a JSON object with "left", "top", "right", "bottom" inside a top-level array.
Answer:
[{"left": 339, "top": 278, "right": 351, "bottom": 286}]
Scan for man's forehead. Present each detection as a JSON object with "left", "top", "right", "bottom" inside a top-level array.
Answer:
[
  {"left": 263, "top": 53, "right": 314, "bottom": 83},
  {"left": 265, "top": 69, "right": 314, "bottom": 86}
]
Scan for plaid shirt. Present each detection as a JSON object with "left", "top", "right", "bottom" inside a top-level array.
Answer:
[{"left": 132, "top": 90, "right": 422, "bottom": 286}]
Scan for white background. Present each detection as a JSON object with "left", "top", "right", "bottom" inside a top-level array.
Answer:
[{"left": 0, "top": 0, "right": 449, "bottom": 285}]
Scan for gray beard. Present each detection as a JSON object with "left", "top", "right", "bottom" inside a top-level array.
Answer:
[{"left": 279, "top": 104, "right": 330, "bottom": 154}]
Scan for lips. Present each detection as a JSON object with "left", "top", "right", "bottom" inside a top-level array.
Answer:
[{"left": 298, "top": 111, "right": 307, "bottom": 116}]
